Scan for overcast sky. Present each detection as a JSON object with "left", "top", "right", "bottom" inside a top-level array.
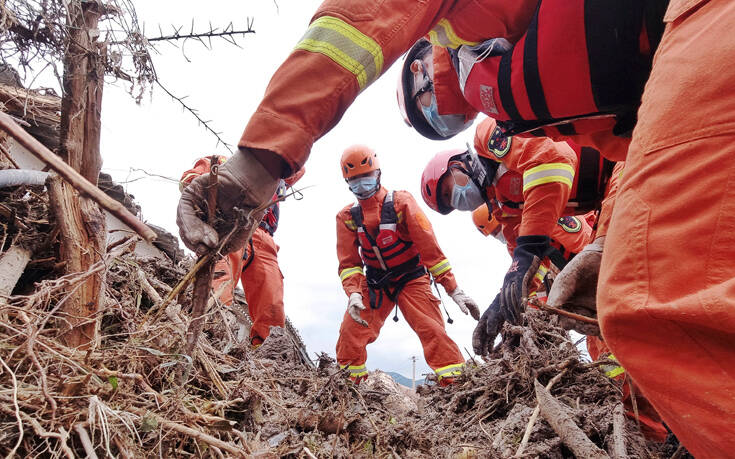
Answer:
[{"left": 92, "top": 0, "right": 511, "bottom": 379}]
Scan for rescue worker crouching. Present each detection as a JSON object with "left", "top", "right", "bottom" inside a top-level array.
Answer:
[
  {"left": 335, "top": 145, "right": 479, "bottom": 386},
  {"left": 419, "top": 121, "right": 613, "bottom": 352}
]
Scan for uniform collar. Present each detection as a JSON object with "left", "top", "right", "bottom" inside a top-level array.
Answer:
[{"left": 358, "top": 186, "right": 387, "bottom": 209}]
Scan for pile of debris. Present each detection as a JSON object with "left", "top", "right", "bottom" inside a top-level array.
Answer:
[{"left": 0, "top": 183, "right": 674, "bottom": 458}]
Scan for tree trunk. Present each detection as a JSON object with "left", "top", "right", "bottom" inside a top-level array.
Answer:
[{"left": 53, "top": 0, "right": 107, "bottom": 349}]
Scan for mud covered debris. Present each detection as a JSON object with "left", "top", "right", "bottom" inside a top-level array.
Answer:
[{"left": 0, "top": 184, "right": 674, "bottom": 458}]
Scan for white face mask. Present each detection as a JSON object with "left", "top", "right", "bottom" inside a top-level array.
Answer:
[{"left": 450, "top": 180, "right": 485, "bottom": 211}]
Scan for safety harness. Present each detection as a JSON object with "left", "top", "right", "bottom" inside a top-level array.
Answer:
[
  {"left": 350, "top": 192, "right": 427, "bottom": 310},
  {"left": 456, "top": 0, "right": 669, "bottom": 137}
]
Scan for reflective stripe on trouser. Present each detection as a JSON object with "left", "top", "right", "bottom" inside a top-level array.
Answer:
[
  {"left": 340, "top": 363, "right": 368, "bottom": 380},
  {"left": 598, "top": 1, "right": 735, "bottom": 456},
  {"left": 211, "top": 249, "right": 245, "bottom": 307},
  {"left": 435, "top": 363, "right": 464, "bottom": 381},
  {"left": 240, "top": 227, "right": 285, "bottom": 345},
  {"left": 601, "top": 354, "right": 624, "bottom": 379},
  {"left": 336, "top": 273, "right": 464, "bottom": 375}
]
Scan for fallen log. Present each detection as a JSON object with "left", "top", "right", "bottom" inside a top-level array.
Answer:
[{"left": 534, "top": 379, "right": 609, "bottom": 459}]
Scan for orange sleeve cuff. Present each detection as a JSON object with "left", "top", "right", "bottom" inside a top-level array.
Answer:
[
  {"left": 341, "top": 276, "right": 364, "bottom": 297},
  {"left": 239, "top": 111, "right": 314, "bottom": 176},
  {"left": 437, "top": 272, "right": 458, "bottom": 294}
]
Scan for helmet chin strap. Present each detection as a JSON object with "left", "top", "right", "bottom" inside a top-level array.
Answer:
[{"left": 456, "top": 145, "right": 499, "bottom": 203}]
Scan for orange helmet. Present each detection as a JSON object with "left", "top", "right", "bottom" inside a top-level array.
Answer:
[
  {"left": 340, "top": 145, "right": 380, "bottom": 179},
  {"left": 472, "top": 204, "right": 502, "bottom": 238}
]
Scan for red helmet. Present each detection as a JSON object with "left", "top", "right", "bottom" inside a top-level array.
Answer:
[{"left": 420, "top": 149, "right": 468, "bottom": 215}]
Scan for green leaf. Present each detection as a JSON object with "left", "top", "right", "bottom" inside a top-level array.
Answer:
[
  {"left": 108, "top": 376, "right": 118, "bottom": 390},
  {"left": 140, "top": 413, "right": 158, "bottom": 432}
]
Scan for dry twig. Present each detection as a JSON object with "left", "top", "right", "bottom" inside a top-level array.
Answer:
[{"left": 528, "top": 297, "right": 599, "bottom": 325}]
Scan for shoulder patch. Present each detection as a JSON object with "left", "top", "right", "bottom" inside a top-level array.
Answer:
[
  {"left": 557, "top": 216, "right": 582, "bottom": 233},
  {"left": 487, "top": 126, "right": 512, "bottom": 158}
]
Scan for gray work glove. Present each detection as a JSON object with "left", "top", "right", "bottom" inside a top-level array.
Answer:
[
  {"left": 472, "top": 294, "right": 504, "bottom": 355},
  {"left": 347, "top": 292, "right": 369, "bottom": 327},
  {"left": 449, "top": 288, "right": 481, "bottom": 320},
  {"left": 177, "top": 148, "right": 280, "bottom": 256},
  {"left": 547, "top": 236, "right": 605, "bottom": 336}
]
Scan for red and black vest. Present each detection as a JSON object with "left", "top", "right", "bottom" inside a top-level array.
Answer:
[
  {"left": 350, "top": 192, "right": 421, "bottom": 276},
  {"left": 459, "top": 0, "right": 669, "bottom": 137}
]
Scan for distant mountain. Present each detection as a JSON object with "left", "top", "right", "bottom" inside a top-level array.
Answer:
[{"left": 385, "top": 371, "right": 423, "bottom": 388}]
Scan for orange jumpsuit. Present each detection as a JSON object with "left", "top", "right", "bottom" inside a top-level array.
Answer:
[
  {"left": 598, "top": 0, "right": 735, "bottom": 456},
  {"left": 238, "top": 0, "right": 540, "bottom": 174},
  {"left": 336, "top": 187, "right": 464, "bottom": 383},
  {"left": 179, "top": 157, "right": 286, "bottom": 345}
]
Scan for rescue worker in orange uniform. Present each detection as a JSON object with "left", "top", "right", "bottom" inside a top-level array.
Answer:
[
  {"left": 395, "top": 0, "right": 668, "bottom": 161},
  {"left": 174, "top": 0, "right": 733, "bottom": 453},
  {"left": 596, "top": 2, "right": 735, "bottom": 452},
  {"left": 177, "top": 0, "right": 549, "bottom": 258},
  {"left": 419, "top": 140, "right": 602, "bottom": 351},
  {"left": 335, "top": 145, "right": 479, "bottom": 385},
  {"left": 180, "top": 156, "right": 303, "bottom": 346},
  {"left": 419, "top": 118, "right": 613, "bottom": 341}
]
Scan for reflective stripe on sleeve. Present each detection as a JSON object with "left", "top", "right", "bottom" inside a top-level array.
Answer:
[
  {"left": 429, "top": 259, "right": 451, "bottom": 277},
  {"left": 339, "top": 266, "right": 364, "bottom": 281},
  {"left": 295, "top": 16, "right": 384, "bottom": 90},
  {"left": 428, "top": 19, "right": 479, "bottom": 49},
  {"left": 435, "top": 363, "right": 464, "bottom": 380},
  {"left": 522, "top": 163, "right": 575, "bottom": 192}
]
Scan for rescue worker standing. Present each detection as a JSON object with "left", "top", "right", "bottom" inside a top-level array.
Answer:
[{"left": 335, "top": 145, "right": 479, "bottom": 385}]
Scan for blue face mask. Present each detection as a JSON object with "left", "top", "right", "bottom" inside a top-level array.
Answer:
[
  {"left": 348, "top": 175, "right": 380, "bottom": 199},
  {"left": 450, "top": 180, "right": 484, "bottom": 211},
  {"left": 420, "top": 93, "right": 472, "bottom": 138}
]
